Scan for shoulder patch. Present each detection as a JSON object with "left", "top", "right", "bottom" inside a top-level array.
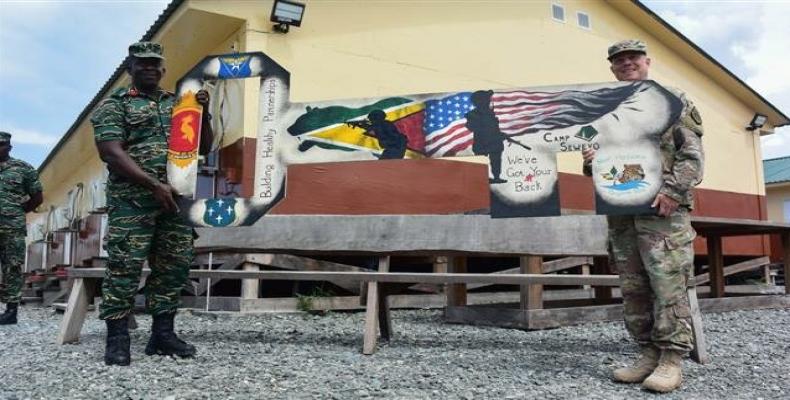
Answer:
[{"left": 690, "top": 106, "right": 702, "bottom": 125}]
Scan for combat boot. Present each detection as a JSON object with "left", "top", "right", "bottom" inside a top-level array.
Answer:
[
  {"left": 104, "top": 318, "right": 131, "bottom": 366},
  {"left": 612, "top": 345, "right": 659, "bottom": 383},
  {"left": 145, "top": 312, "right": 196, "bottom": 358},
  {"left": 0, "top": 303, "right": 18, "bottom": 325},
  {"left": 642, "top": 349, "right": 683, "bottom": 393}
]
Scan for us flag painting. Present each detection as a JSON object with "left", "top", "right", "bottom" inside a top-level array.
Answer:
[{"left": 423, "top": 83, "right": 642, "bottom": 157}]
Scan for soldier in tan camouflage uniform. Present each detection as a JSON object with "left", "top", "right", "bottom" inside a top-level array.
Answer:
[
  {"left": 91, "top": 42, "right": 213, "bottom": 366},
  {"left": 583, "top": 40, "right": 704, "bottom": 393},
  {"left": 0, "top": 131, "right": 44, "bottom": 325}
]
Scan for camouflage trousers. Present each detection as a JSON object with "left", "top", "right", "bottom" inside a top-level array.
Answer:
[
  {"left": 607, "top": 208, "right": 696, "bottom": 353},
  {"left": 0, "top": 227, "right": 25, "bottom": 304},
  {"left": 100, "top": 198, "right": 194, "bottom": 320}
]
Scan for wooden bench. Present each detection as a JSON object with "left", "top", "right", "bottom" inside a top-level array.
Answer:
[
  {"left": 692, "top": 216, "right": 790, "bottom": 297},
  {"left": 57, "top": 256, "right": 709, "bottom": 363}
]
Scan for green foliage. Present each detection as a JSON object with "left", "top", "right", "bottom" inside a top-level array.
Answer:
[
  {"left": 296, "top": 294, "right": 314, "bottom": 313},
  {"left": 295, "top": 285, "right": 335, "bottom": 315}
]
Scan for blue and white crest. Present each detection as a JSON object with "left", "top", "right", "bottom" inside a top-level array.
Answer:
[
  {"left": 218, "top": 56, "right": 252, "bottom": 79},
  {"left": 202, "top": 198, "right": 238, "bottom": 227}
]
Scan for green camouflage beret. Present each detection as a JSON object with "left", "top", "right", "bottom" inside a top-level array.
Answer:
[
  {"left": 0, "top": 131, "right": 10, "bottom": 143},
  {"left": 607, "top": 39, "right": 647, "bottom": 60},
  {"left": 128, "top": 41, "right": 165, "bottom": 59}
]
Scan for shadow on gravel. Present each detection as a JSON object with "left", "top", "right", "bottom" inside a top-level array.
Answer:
[
  {"left": 149, "top": 327, "right": 635, "bottom": 360},
  {"left": 382, "top": 336, "right": 631, "bottom": 355},
  {"left": 183, "top": 329, "right": 361, "bottom": 348}
]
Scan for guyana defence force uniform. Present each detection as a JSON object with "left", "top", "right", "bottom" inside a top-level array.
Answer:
[
  {"left": 0, "top": 153, "right": 42, "bottom": 304},
  {"left": 585, "top": 88, "right": 705, "bottom": 354},
  {"left": 90, "top": 86, "right": 194, "bottom": 320}
]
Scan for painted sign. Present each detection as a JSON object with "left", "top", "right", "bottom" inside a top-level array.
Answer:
[
  {"left": 167, "top": 92, "right": 203, "bottom": 170},
  {"left": 169, "top": 52, "right": 682, "bottom": 227}
]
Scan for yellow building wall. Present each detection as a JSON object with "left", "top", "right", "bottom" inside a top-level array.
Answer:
[
  {"left": 191, "top": 0, "right": 766, "bottom": 196},
  {"left": 766, "top": 183, "right": 790, "bottom": 222},
  {"left": 37, "top": 0, "right": 773, "bottom": 226}
]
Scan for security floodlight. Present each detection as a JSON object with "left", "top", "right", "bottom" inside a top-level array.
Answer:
[
  {"left": 746, "top": 113, "right": 768, "bottom": 131},
  {"left": 271, "top": 0, "right": 305, "bottom": 33}
]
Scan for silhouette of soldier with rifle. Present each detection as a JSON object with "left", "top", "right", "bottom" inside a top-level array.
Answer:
[
  {"left": 465, "top": 90, "right": 531, "bottom": 184},
  {"left": 346, "top": 109, "right": 408, "bottom": 160}
]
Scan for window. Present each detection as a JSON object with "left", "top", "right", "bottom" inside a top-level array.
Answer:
[
  {"left": 552, "top": 4, "right": 565, "bottom": 22},
  {"left": 577, "top": 12, "right": 591, "bottom": 29},
  {"left": 784, "top": 199, "right": 790, "bottom": 222}
]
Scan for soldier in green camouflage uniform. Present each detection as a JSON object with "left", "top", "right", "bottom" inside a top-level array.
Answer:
[
  {"left": 0, "top": 131, "right": 44, "bottom": 325},
  {"left": 91, "top": 42, "right": 213, "bottom": 366},
  {"left": 582, "top": 40, "right": 704, "bottom": 393}
]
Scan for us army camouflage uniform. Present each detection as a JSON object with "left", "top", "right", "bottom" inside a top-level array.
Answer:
[
  {"left": 91, "top": 86, "right": 194, "bottom": 320},
  {"left": 592, "top": 88, "right": 704, "bottom": 353},
  {"left": 0, "top": 157, "right": 43, "bottom": 304}
]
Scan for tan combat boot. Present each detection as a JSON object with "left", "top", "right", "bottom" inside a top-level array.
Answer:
[
  {"left": 612, "top": 346, "right": 659, "bottom": 383},
  {"left": 642, "top": 349, "right": 683, "bottom": 393}
]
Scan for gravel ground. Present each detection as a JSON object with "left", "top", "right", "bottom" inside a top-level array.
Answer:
[{"left": 1, "top": 305, "right": 789, "bottom": 400}]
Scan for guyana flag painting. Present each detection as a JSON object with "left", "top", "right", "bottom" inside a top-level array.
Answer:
[{"left": 287, "top": 97, "right": 427, "bottom": 158}]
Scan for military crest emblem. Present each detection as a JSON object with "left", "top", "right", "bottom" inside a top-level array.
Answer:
[
  {"left": 690, "top": 106, "right": 702, "bottom": 125},
  {"left": 202, "top": 198, "right": 238, "bottom": 227},
  {"left": 168, "top": 92, "right": 202, "bottom": 168},
  {"left": 218, "top": 55, "right": 252, "bottom": 79}
]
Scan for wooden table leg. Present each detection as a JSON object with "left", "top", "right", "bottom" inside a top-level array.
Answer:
[
  {"left": 56, "top": 278, "right": 95, "bottom": 345},
  {"left": 363, "top": 256, "right": 390, "bottom": 355},
  {"left": 241, "top": 262, "right": 260, "bottom": 300},
  {"left": 446, "top": 256, "right": 467, "bottom": 307},
  {"left": 581, "top": 264, "right": 591, "bottom": 290},
  {"left": 520, "top": 255, "right": 543, "bottom": 310},
  {"left": 687, "top": 286, "right": 709, "bottom": 364},
  {"left": 782, "top": 233, "right": 790, "bottom": 295},
  {"left": 433, "top": 256, "right": 448, "bottom": 294},
  {"left": 362, "top": 279, "right": 380, "bottom": 355},
  {"left": 763, "top": 264, "right": 773, "bottom": 286},
  {"left": 706, "top": 235, "right": 725, "bottom": 298},
  {"left": 433, "top": 256, "right": 448, "bottom": 273}
]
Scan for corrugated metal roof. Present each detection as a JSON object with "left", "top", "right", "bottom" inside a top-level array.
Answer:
[{"left": 764, "top": 156, "right": 790, "bottom": 185}]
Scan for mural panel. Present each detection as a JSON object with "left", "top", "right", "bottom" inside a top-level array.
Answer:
[{"left": 168, "top": 52, "right": 682, "bottom": 227}]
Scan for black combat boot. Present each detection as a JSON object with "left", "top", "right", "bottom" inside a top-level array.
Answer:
[
  {"left": 0, "top": 303, "right": 18, "bottom": 325},
  {"left": 145, "top": 312, "right": 196, "bottom": 358},
  {"left": 104, "top": 318, "right": 131, "bottom": 366}
]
